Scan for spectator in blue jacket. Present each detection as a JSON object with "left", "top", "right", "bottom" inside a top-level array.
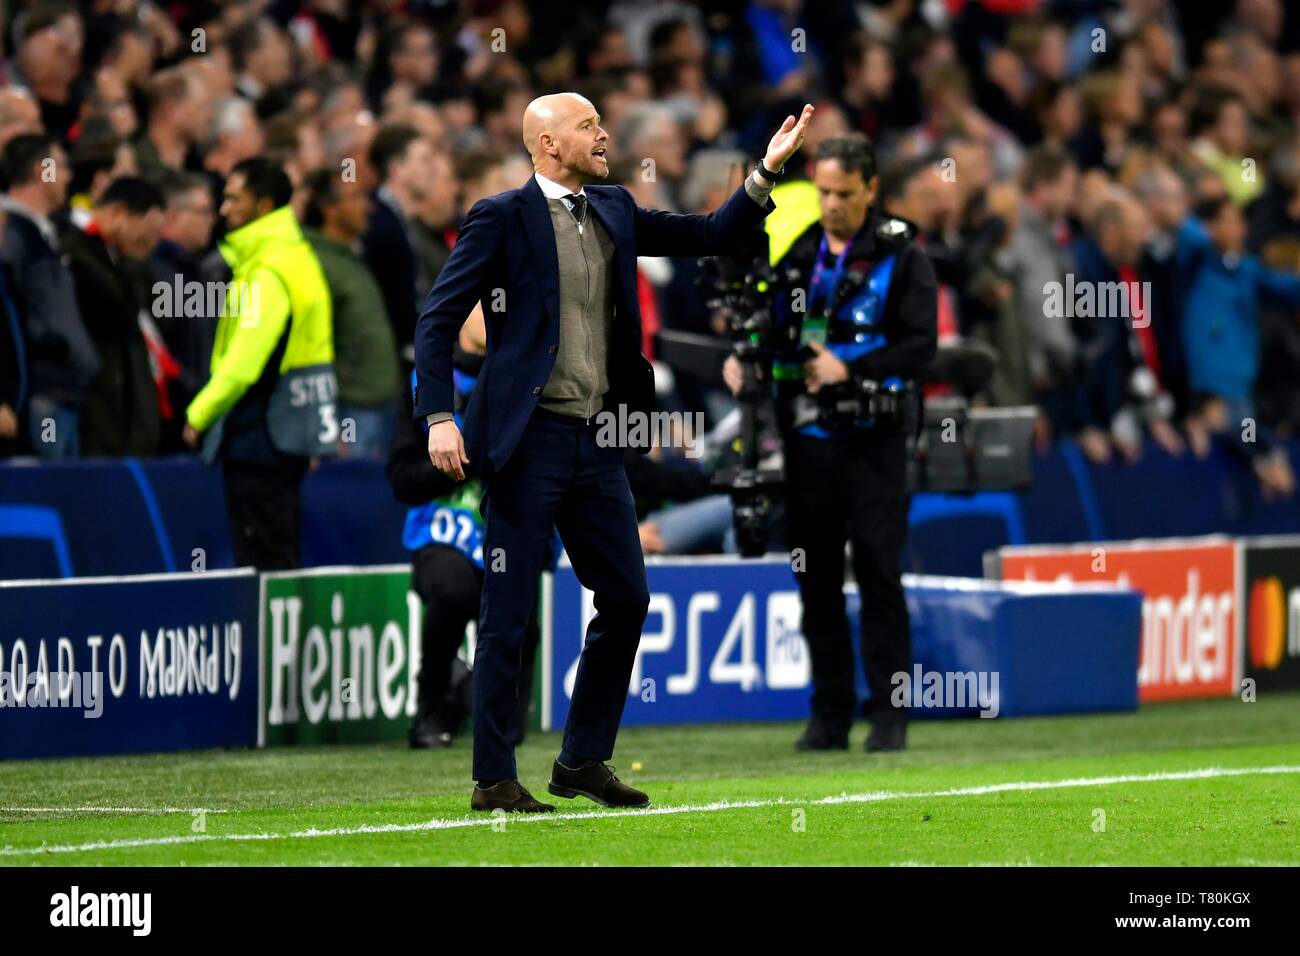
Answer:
[{"left": 1180, "top": 196, "right": 1300, "bottom": 497}]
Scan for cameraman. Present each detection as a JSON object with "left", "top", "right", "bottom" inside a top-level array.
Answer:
[{"left": 724, "top": 135, "right": 937, "bottom": 752}]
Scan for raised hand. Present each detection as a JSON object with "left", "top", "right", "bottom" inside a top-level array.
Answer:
[{"left": 763, "top": 103, "right": 815, "bottom": 173}]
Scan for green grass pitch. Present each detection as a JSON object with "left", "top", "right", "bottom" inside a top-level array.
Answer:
[{"left": 2, "top": 693, "right": 1298, "bottom": 866}]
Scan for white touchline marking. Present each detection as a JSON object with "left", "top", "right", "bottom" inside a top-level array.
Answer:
[
  {"left": 0, "top": 807, "right": 227, "bottom": 815},
  {"left": 2, "top": 764, "right": 1297, "bottom": 858}
]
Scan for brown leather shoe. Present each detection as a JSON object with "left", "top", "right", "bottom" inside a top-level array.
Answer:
[
  {"left": 469, "top": 780, "right": 556, "bottom": 813},
  {"left": 548, "top": 760, "right": 650, "bottom": 808}
]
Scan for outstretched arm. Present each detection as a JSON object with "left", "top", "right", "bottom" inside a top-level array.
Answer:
[{"left": 633, "top": 104, "right": 814, "bottom": 258}]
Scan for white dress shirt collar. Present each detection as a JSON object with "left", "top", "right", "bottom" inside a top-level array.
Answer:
[{"left": 534, "top": 171, "right": 584, "bottom": 200}]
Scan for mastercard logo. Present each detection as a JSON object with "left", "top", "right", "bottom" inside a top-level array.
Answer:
[{"left": 1248, "top": 577, "right": 1286, "bottom": 670}]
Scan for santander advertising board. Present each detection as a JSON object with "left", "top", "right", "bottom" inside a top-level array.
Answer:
[{"left": 999, "top": 539, "right": 1239, "bottom": 701}]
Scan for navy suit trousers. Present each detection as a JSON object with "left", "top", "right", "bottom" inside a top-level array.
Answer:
[{"left": 473, "top": 405, "right": 649, "bottom": 781}]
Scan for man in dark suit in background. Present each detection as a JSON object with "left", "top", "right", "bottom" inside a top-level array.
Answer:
[
  {"left": 364, "top": 124, "right": 435, "bottom": 368},
  {"left": 63, "top": 177, "right": 166, "bottom": 457},
  {"left": 414, "top": 91, "right": 813, "bottom": 812}
]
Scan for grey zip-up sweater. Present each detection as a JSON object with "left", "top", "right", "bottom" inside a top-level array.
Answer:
[{"left": 538, "top": 196, "right": 616, "bottom": 418}]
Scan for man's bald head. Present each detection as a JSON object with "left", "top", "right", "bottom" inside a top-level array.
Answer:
[
  {"left": 522, "top": 92, "right": 609, "bottom": 186},
  {"left": 522, "top": 93, "right": 590, "bottom": 156}
]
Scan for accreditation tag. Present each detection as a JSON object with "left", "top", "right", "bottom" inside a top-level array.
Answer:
[{"left": 799, "top": 314, "right": 828, "bottom": 350}]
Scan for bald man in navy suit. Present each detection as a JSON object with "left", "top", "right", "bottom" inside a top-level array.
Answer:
[{"left": 414, "top": 91, "right": 814, "bottom": 812}]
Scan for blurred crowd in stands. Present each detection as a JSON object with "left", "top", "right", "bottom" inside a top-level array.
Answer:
[{"left": 1, "top": 0, "right": 1299, "bottom": 508}]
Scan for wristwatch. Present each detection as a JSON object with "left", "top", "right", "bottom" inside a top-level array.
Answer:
[{"left": 757, "top": 160, "right": 784, "bottom": 181}]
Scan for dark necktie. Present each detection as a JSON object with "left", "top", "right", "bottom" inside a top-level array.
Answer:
[{"left": 564, "top": 193, "right": 587, "bottom": 225}]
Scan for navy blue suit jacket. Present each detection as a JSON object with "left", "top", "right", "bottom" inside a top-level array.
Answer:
[{"left": 412, "top": 175, "right": 774, "bottom": 477}]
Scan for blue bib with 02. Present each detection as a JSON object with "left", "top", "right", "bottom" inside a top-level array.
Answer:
[
  {"left": 402, "top": 489, "right": 487, "bottom": 567},
  {"left": 799, "top": 234, "right": 900, "bottom": 438}
]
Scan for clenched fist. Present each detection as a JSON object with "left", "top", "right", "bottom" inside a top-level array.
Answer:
[{"left": 428, "top": 419, "right": 470, "bottom": 481}]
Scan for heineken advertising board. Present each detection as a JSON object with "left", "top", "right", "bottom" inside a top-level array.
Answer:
[
  {"left": 259, "top": 566, "right": 542, "bottom": 746},
  {"left": 261, "top": 566, "right": 429, "bottom": 745}
]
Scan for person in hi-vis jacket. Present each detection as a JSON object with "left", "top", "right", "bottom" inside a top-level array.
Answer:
[{"left": 183, "top": 158, "right": 335, "bottom": 570}]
